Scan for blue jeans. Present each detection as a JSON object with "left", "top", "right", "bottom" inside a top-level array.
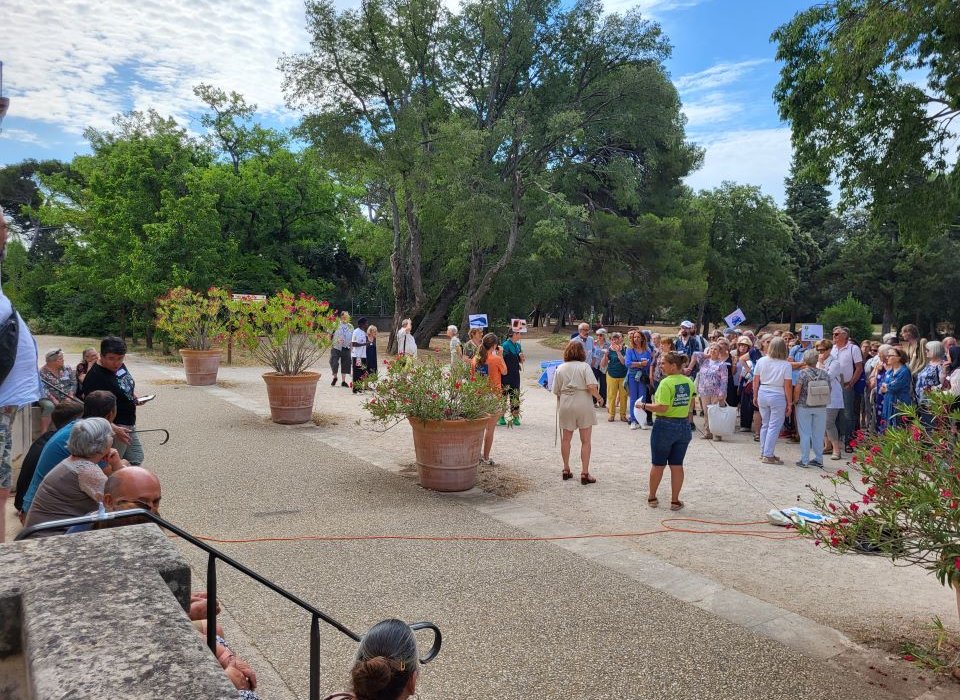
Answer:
[
  {"left": 758, "top": 387, "right": 786, "bottom": 458},
  {"left": 650, "top": 417, "right": 692, "bottom": 466},
  {"left": 627, "top": 374, "right": 649, "bottom": 424},
  {"left": 795, "top": 405, "right": 826, "bottom": 464}
]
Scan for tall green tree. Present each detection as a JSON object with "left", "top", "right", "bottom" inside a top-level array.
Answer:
[
  {"left": 282, "top": 0, "right": 696, "bottom": 345},
  {"left": 692, "top": 183, "right": 795, "bottom": 330},
  {"left": 773, "top": 1, "right": 960, "bottom": 237}
]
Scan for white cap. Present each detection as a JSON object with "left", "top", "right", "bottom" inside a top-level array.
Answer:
[{"left": 680, "top": 320, "right": 695, "bottom": 330}]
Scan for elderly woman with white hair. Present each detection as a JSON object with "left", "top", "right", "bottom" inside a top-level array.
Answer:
[
  {"left": 915, "top": 340, "right": 946, "bottom": 428},
  {"left": 23, "top": 417, "right": 125, "bottom": 537}
]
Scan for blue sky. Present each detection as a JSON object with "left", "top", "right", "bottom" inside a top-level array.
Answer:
[{"left": 0, "top": 0, "right": 812, "bottom": 203}]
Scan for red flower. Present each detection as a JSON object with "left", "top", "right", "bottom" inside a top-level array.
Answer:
[
  {"left": 836, "top": 469, "right": 848, "bottom": 478},
  {"left": 912, "top": 428, "right": 922, "bottom": 441},
  {"left": 862, "top": 495, "right": 871, "bottom": 504},
  {"left": 851, "top": 455, "right": 858, "bottom": 463},
  {"left": 903, "top": 654, "right": 916, "bottom": 662},
  {"left": 955, "top": 557, "right": 960, "bottom": 571},
  {"left": 866, "top": 487, "right": 876, "bottom": 498},
  {"left": 870, "top": 445, "right": 881, "bottom": 455},
  {"left": 850, "top": 439, "right": 858, "bottom": 449},
  {"left": 951, "top": 500, "right": 959, "bottom": 510},
  {"left": 830, "top": 537, "right": 840, "bottom": 547},
  {"left": 849, "top": 503, "right": 860, "bottom": 513},
  {"left": 942, "top": 489, "right": 953, "bottom": 499},
  {"left": 814, "top": 540, "right": 821, "bottom": 547},
  {"left": 828, "top": 503, "right": 837, "bottom": 512},
  {"left": 856, "top": 430, "right": 864, "bottom": 440},
  {"left": 861, "top": 476, "right": 870, "bottom": 484},
  {"left": 864, "top": 455, "right": 873, "bottom": 465}
]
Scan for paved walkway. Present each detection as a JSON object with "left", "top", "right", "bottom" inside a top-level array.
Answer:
[{"left": 8, "top": 337, "right": 959, "bottom": 699}]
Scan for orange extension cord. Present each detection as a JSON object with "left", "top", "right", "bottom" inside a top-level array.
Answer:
[{"left": 184, "top": 518, "right": 800, "bottom": 545}]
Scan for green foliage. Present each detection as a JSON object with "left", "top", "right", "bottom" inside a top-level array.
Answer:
[
  {"left": 362, "top": 360, "right": 504, "bottom": 426},
  {"left": 227, "top": 291, "right": 337, "bottom": 375},
  {"left": 283, "top": 0, "right": 698, "bottom": 339},
  {"left": 819, "top": 294, "right": 874, "bottom": 343},
  {"left": 773, "top": 1, "right": 960, "bottom": 237},
  {"left": 692, "top": 183, "right": 794, "bottom": 327},
  {"left": 154, "top": 287, "right": 230, "bottom": 351},
  {"left": 800, "top": 396, "right": 960, "bottom": 589}
]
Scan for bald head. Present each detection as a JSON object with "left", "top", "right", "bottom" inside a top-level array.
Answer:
[{"left": 103, "top": 467, "right": 162, "bottom": 513}]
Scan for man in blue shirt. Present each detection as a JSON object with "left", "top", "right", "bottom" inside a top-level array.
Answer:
[{"left": 20, "top": 390, "right": 124, "bottom": 514}]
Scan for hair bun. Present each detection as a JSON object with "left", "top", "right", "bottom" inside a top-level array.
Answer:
[{"left": 352, "top": 656, "right": 394, "bottom": 698}]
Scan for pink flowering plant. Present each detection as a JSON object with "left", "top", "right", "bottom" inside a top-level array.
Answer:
[
  {"left": 362, "top": 360, "right": 503, "bottom": 427},
  {"left": 799, "top": 395, "right": 960, "bottom": 592},
  {"left": 155, "top": 286, "right": 230, "bottom": 350},
  {"left": 226, "top": 291, "right": 337, "bottom": 375}
]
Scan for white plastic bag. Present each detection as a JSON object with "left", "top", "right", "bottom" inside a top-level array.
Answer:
[{"left": 706, "top": 404, "right": 736, "bottom": 437}]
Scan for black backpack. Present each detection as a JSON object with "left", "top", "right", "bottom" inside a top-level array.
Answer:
[{"left": 0, "top": 303, "right": 21, "bottom": 385}]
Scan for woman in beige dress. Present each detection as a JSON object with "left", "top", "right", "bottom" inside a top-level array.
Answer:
[{"left": 553, "top": 341, "right": 605, "bottom": 484}]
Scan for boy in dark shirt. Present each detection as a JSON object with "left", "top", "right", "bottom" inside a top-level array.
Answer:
[{"left": 81, "top": 336, "right": 144, "bottom": 464}]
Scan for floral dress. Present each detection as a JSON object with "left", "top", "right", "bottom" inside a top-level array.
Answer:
[
  {"left": 914, "top": 363, "right": 942, "bottom": 407},
  {"left": 696, "top": 358, "right": 727, "bottom": 399}
]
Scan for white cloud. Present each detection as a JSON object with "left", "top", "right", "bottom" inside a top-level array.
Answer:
[
  {"left": 674, "top": 59, "right": 768, "bottom": 94},
  {"left": 0, "top": 128, "right": 46, "bottom": 146},
  {"left": 684, "top": 127, "right": 793, "bottom": 203},
  {"left": 682, "top": 91, "right": 743, "bottom": 128},
  {"left": 605, "top": 0, "right": 705, "bottom": 15},
  {"left": 2, "top": 0, "right": 313, "bottom": 135}
]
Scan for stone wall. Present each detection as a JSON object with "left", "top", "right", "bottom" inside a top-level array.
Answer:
[{"left": 0, "top": 524, "right": 239, "bottom": 699}]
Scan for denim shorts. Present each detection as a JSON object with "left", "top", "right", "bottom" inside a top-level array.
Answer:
[{"left": 650, "top": 417, "right": 692, "bottom": 466}]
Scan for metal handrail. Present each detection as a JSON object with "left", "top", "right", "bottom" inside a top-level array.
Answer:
[{"left": 16, "top": 510, "right": 442, "bottom": 700}]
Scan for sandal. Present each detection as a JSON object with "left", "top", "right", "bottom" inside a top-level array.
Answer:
[
  {"left": 562, "top": 469, "right": 573, "bottom": 481},
  {"left": 701, "top": 432, "right": 713, "bottom": 440},
  {"left": 647, "top": 497, "right": 659, "bottom": 508},
  {"left": 580, "top": 473, "right": 597, "bottom": 485},
  {"left": 670, "top": 500, "right": 684, "bottom": 511},
  {"left": 753, "top": 434, "right": 760, "bottom": 442}
]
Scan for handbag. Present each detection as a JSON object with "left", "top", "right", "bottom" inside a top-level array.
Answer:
[{"left": 706, "top": 403, "right": 736, "bottom": 437}]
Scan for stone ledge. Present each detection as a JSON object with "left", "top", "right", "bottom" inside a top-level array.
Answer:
[{"left": 0, "top": 524, "right": 238, "bottom": 699}]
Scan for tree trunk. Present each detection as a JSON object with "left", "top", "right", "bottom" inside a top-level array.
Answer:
[
  {"left": 531, "top": 302, "right": 542, "bottom": 328},
  {"left": 460, "top": 172, "right": 524, "bottom": 331},
  {"left": 881, "top": 297, "right": 895, "bottom": 335},
  {"left": 118, "top": 306, "right": 127, "bottom": 341},
  {"left": 553, "top": 303, "right": 567, "bottom": 333},
  {"left": 415, "top": 281, "right": 462, "bottom": 347}
]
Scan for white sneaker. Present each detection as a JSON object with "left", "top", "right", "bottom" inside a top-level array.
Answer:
[
  {"left": 630, "top": 422, "right": 640, "bottom": 430},
  {"left": 639, "top": 422, "right": 648, "bottom": 430}
]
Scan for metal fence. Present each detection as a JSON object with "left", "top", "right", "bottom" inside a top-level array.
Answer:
[{"left": 16, "top": 509, "right": 442, "bottom": 700}]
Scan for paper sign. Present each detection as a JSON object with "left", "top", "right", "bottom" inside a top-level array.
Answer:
[
  {"left": 801, "top": 324, "right": 824, "bottom": 341},
  {"left": 511, "top": 318, "right": 528, "bottom": 333},
  {"left": 468, "top": 314, "right": 488, "bottom": 329},
  {"left": 723, "top": 308, "right": 746, "bottom": 329}
]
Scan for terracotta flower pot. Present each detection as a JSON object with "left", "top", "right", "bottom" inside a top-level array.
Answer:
[
  {"left": 409, "top": 416, "right": 489, "bottom": 492},
  {"left": 179, "top": 349, "right": 221, "bottom": 386},
  {"left": 262, "top": 372, "right": 320, "bottom": 424}
]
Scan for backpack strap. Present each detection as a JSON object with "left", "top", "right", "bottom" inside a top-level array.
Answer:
[{"left": 0, "top": 302, "right": 22, "bottom": 386}]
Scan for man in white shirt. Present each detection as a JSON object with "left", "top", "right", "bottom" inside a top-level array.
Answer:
[
  {"left": 0, "top": 205, "right": 42, "bottom": 542},
  {"left": 396, "top": 318, "right": 418, "bottom": 357},
  {"left": 829, "top": 326, "right": 863, "bottom": 449},
  {"left": 351, "top": 317, "right": 370, "bottom": 393}
]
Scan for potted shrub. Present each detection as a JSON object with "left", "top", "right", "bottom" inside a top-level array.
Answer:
[
  {"left": 228, "top": 291, "right": 337, "bottom": 424},
  {"left": 799, "top": 395, "right": 960, "bottom": 625},
  {"left": 155, "top": 286, "right": 229, "bottom": 386},
  {"left": 362, "top": 359, "right": 504, "bottom": 491}
]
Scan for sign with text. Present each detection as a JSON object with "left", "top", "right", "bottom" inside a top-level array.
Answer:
[
  {"left": 801, "top": 324, "right": 824, "bottom": 341},
  {"left": 231, "top": 293, "right": 267, "bottom": 302}
]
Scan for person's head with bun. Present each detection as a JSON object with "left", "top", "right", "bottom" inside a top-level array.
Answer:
[{"left": 349, "top": 619, "right": 419, "bottom": 700}]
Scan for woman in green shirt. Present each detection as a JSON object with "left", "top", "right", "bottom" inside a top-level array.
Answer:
[{"left": 637, "top": 351, "right": 697, "bottom": 511}]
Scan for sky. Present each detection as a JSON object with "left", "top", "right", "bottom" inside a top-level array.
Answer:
[{"left": 0, "top": 0, "right": 812, "bottom": 203}]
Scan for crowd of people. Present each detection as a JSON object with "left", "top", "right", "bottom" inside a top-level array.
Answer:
[{"left": 544, "top": 319, "right": 960, "bottom": 510}]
